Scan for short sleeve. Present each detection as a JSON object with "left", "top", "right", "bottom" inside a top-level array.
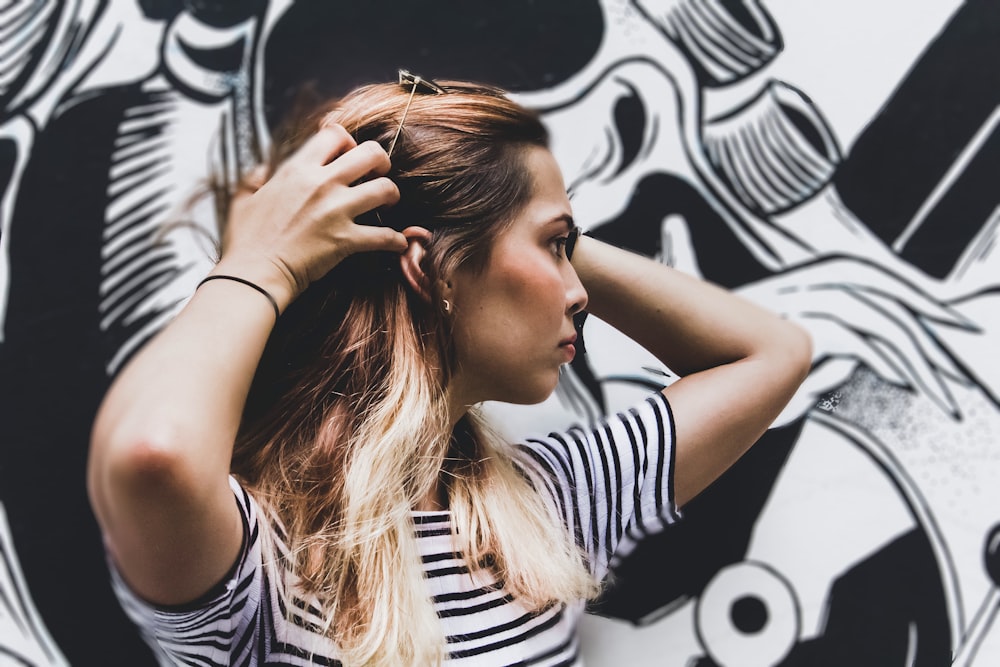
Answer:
[
  {"left": 108, "top": 476, "right": 264, "bottom": 666},
  {"left": 513, "top": 392, "right": 680, "bottom": 580}
]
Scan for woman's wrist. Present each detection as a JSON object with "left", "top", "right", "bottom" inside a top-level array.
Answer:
[{"left": 206, "top": 257, "right": 300, "bottom": 315}]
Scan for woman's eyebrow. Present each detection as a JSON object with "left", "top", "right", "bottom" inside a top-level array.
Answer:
[{"left": 543, "top": 213, "right": 576, "bottom": 232}]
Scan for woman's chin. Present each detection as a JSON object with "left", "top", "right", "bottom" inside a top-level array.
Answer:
[{"left": 506, "top": 378, "right": 560, "bottom": 407}]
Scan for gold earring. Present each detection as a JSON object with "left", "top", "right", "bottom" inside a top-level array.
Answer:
[{"left": 442, "top": 299, "right": 452, "bottom": 313}]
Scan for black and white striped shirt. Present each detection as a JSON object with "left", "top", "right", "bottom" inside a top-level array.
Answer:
[{"left": 112, "top": 393, "right": 679, "bottom": 665}]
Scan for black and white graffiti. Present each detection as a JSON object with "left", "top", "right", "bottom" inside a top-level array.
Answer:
[{"left": 1, "top": 1, "right": 998, "bottom": 665}]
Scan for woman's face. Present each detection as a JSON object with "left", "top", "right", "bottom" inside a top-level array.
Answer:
[{"left": 448, "top": 147, "right": 588, "bottom": 407}]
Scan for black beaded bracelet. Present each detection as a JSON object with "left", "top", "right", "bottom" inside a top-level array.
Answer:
[{"left": 196, "top": 275, "right": 280, "bottom": 321}]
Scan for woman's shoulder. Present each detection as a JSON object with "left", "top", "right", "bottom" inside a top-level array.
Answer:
[{"left": 509, "top": 391, "right": 672, "bottom": 449}]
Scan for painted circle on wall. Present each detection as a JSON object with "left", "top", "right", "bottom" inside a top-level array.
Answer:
[{"left": 696, "top": 561, "right": 800, "bottom": 667}]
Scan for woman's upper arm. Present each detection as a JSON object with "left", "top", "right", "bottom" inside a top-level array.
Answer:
[
  {"left": 89, "top": 437, "right": 246, "bottom": 607},
  {"left": 663, "top": 325, "right": 811, "bottom": 508},
  {"left": 515, "top": 393, "right": 680, "bottom": 577}
]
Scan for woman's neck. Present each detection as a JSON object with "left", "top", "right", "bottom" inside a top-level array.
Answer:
[
  {"left": 415, "top": 485, "right": 448, "bottom": 512},
  {"left": 411, "top": 389, "right": 469, "bottom": 513}
]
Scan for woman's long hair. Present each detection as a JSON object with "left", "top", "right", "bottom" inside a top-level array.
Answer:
[{"left": 228, "top": 81, "right": 600, "bottom": 665}]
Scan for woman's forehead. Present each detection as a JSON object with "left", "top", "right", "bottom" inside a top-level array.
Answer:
[{"left": 520, "top": 148, "right": 573, "bottom": 221}]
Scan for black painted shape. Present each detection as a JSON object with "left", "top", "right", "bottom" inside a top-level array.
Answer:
[
  {"left": 0, "top": 84, "right": 159, "bottom": 666},
  {"left": 612, "top": 82, "right": 646, "bottom": 178},
  {"left": 0, "top": 138, "right": 15, "bottom": 236},
  {"left": 731, "top": 595, "right": 769, "bottom": 634},
  {"left": 835, "top": 0, "right": 1000, "bottom": 277},
  {"left": 588, "top": 173, "right": 771, "bottom": 289},
  {"left": 261, "top": 0, "right": 603, "bottom": 130},
  {"left": 138, "top": 0, "right": 184, "bottom": 20},
  {"left": 897, "top": 123, "right": 1000, "bottom": 278},
  {"left": 986, "top": 523, "right": 1000, "bottom": 587},
  {"left": 139, "top": 0, "right": 268, "bottom": 25},
  {"left": 689, "top": 658, "right": 716, "bottom": 667},
  {"left": 783, "top": 529, "right": 951, "bottom": 667},
  {"left": 175, "top": 29, "right": 248, "bottom": 73},
  {"left": 685, "top": 531, "right": 949, "bottom": 667},
  {"left": 590, "top": 419, "right": 803, "bottom": 621},
  {"left": 783, "top": 104, "right": 829, "bottom": 172},
  {"left": 724, "top": 1, "right": 770, "bottom": 41},
  {"left": 183, "top": 0, "right": 269, "bottom": 28},
  {"left": 569, "top": 311, "right": 606, "bottom": 414}
]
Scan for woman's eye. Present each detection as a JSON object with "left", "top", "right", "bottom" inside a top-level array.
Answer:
[
  {"left": 548, "top": 227, "right": 580, "bottom": 260},
  {"left": 551, "top": 236, "right": 570, "bottom": 258}
]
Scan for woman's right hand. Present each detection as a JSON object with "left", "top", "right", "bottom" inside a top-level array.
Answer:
[{"left": 217, "top": 123, "right": 406, "bottom": 310}]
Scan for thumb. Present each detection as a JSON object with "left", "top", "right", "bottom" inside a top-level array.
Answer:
[{"left": 230, "top": 165, "right": 270, "bottom": 210}]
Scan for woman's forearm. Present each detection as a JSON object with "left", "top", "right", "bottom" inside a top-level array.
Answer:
[
  {"left": 89, "top": 265, "right": 278, "bottom": 498},
  {"left": 571, "top": 235, "right": 805, "bottom": 376},
  {"left": 571, "top": 235, "right": 812, "bottom": 506}
]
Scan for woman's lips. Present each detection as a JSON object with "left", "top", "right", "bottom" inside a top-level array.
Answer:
[{"left": 559, "top": 334, "right": 577, "bottom": 361}]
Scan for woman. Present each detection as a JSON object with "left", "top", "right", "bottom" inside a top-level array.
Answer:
[{"left": 88, "top": 76, "right": 811, "bottom": 666}]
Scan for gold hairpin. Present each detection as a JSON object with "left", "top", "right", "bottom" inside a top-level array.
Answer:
[
  {"left": 386, "top": 69, "right": 445, "bottom": 157},
  {"left": 372, "top": 70, "right": 446, "bottom": 227}
]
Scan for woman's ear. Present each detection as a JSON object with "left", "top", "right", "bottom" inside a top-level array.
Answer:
[{"left": 399, "top": 226, "right": 435, "bottom": 302}]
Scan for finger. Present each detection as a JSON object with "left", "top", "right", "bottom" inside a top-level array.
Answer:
[
  {"left": 325, "top": 141, "right": 392, "bottom": 185},
  {"left": 340, "top": 176, "right": 400, "bottom": 218},
  {"left": 350, "top": 224, "right": 409, "bottom": 254},
  {"left": 226, "top": 165, "right": 270, "bottom": 213},
  {"left": 294, "top": 124, "right": 357, "bottom": 166}
]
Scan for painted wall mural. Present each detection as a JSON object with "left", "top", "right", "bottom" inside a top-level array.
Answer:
[{"left": 1, "top": 1, "right": 998, "bottom": 665}]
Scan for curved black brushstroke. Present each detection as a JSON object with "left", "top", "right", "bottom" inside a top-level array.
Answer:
[
  {"left": 139, "top": 0, "right": 267, "bottom": 25},
  {"left": 0, "top": 0, "right": 64, "bottom": 120},
  {"left": 0, "top": 138, "right": 16, "bottom": 227},
  {"left": 181, "top": 0, "right": 268, "bottom": 28},
  {"left": 261, "top": 0, "right": 604, "bottom": 129},
  {"left": 986, "top": 524, "right": 1000, "bottom": 587},
  {"left": 612, "top": 79, "right": 646, "bottom": 178},
  {"left": 176, "top": 31, "right": 247, "bottom": 73},
  {"left": 138, "top": 0, "right": 183, "bottom": 21}
]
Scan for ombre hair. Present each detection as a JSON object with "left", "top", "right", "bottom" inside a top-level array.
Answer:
[{"left": 229, "top": 81, "right": 600, "bottom": 666}]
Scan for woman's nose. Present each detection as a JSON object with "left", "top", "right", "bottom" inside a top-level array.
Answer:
[{"left": 566, "top": 267, "right": 589, "bottom": 315}]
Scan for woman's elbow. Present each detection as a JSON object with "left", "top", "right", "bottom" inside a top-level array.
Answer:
[
  {"left": 88, "top": 428, "right": 198, "bottom": 531},
  {"left": 774, "top": 317, "right": 813, "bottom": 390}
]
